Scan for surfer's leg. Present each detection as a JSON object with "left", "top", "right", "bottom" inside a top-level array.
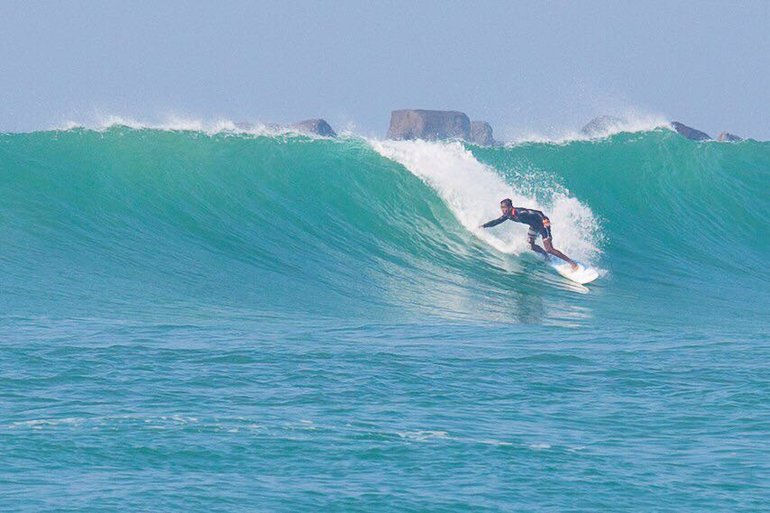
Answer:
[
  {"left": 530, "top": 242, "right": 548, "bottom": 257},
  {"left": 528, "top": 229, "right": 548, "bottom": 257},
  {"left": 543, "top": 238, "right": 578, "bottom": 269}
]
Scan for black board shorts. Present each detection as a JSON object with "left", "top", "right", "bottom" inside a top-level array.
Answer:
[{"left": 527, "top": 221, "right": 552, "bottom": 241}]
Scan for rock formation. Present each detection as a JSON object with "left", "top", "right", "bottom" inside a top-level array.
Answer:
[
  {"left": 469, "top": 121, "right": 495, "bottom": 146},
  {"left": 671, "top": 122, "right": 711, "bottom": 141},
  {"left": 234, "top": 119, "right": 337, "bottom": 137},
  {"left": 580, "top": 116, "right": 625, "bottom": 136},
  {"left": 580, "top": 117, "right": 741, "bottom": 142},
  {"left": 717, "top": 132, "right": 743, "bottom": 142},
  {"left": 291, "top": 119, "right": 337, "bottom": 137},
  {"left": 387, "top": 110, "right": 471, "bottom": 141}
]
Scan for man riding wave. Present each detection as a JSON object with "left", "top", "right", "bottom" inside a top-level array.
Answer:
[{"left": 481, "top": 198, "right": 578, "bottom": 271}]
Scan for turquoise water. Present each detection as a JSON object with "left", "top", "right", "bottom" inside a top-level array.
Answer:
[{"left": 2, "top": 128, "right": 769, "bottom": 511}]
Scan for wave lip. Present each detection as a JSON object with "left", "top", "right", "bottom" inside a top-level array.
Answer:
[
  {"left": 53, "top": 115, "right": 338, "bottom": 138},
  {"left": 504, "top": 111, "right": 670, "bottom": 145}
]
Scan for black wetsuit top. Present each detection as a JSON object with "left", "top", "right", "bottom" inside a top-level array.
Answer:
[{"left": 482, "top": 207, "right": 552, "bottom": 239}]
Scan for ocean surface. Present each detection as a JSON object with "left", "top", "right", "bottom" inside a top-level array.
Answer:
[{"left": 2, "top": 126, "right": 769, "bottom": 512}]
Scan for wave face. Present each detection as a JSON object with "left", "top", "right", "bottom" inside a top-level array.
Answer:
[{"left": 1, "top": 127, "right": 768, "bottom": 328}]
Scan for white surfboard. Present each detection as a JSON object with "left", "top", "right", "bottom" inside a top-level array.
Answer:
[{"left": 546, "top": 256, "right": 599, "bottom": 285}]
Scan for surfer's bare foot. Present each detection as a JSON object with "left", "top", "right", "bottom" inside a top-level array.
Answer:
[{"left": 570, "top": 263, "right": 579, "bottom": 271}]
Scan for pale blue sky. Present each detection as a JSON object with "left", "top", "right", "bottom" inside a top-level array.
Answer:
[{"left": 1, "top": 1, "right": 768, "bottom": 139}]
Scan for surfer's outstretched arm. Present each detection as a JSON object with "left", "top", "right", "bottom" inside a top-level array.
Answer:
[{"left": 481, "top": 215, "right": 507, "bottom": 228}]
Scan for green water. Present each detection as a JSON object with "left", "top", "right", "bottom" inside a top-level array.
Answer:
[{"left": 2, "top": 127, "right": 769, "bottom": 511}]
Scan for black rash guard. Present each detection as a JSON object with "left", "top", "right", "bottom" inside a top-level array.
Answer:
[{"left": 482, "top": 207, "right": 553, "bottom": 239}]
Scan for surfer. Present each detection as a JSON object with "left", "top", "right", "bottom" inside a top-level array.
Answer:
[{"left": 481, "top": 198, "right": 578, "bottom": 270}]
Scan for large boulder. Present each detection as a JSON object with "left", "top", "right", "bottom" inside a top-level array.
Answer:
[
  {"left": 233, "top": 119, "right": 337, "bottom": 137},
  {"left": 292, "top": 119, "right": 337, "bottom": 137},
  {"left": 717, "top": 132, "right": 743, "bottom": 142},
  {"left": 387, "top": 110, "right": 471, "bottom": 141},
  {"left": 469, "top": 121, "right": 495, "bottom": 146},
  {"left": 580, "top": 115, "right": 625, "bottom": 136},
  {"left": 671, "top": 121, "right": 711, "bottom": 141}
]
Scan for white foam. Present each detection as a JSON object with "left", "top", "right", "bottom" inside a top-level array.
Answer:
[
  {"left": 9, "top": 417, "right": 82, "bottom": 429},
  {"left": 397, "top": 430, "right": 449, "bottom": 441},
  {"left": 503, "top": 109, "right": 670, "bottom": 145},
  {"left": 53, "top": 114, "right": 327, "bottom": 138},
  {"left": 477, "top": 439, "right": 514, "bottom": 446},
  {"left": 369, "top": 139, "right": 602, "bottom": 264}
]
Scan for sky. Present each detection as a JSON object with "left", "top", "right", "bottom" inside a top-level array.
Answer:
[{"left": 1, "top": 0, "right": 769, "bottom": 139}]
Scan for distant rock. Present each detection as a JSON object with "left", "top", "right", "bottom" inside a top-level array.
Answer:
[
  {"left": 580, "top": 115, "right": 625, "bottom": 136},
  {"left": 717, "top": 132, "right": 743, "bottom": 142},
  {"left": 232, "top": 119, "right": 336, "bottom": 137},
  {"left": 469, "top": 121, "right": 496, "bottom": 146},
  {"left": 387, "top": 110, "right": 471, "bottom": 141},
  {"left": 671, "top": 121, "right": 711, "bottom": 141},
  {"left": 292, "top": 119, "right": 337, "bottom": 137}
]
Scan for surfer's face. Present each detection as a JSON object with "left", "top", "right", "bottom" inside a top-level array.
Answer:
[{"left": 500, "top": 204, "right": 511, "bottom": 214}]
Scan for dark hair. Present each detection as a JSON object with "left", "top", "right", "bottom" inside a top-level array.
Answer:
[{"left": 500, "top": 198, "right": 513, "bottom": 207}]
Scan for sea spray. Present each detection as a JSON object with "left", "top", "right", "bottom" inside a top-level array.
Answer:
[{"left": 370, "top": 138, "right": 603, "bottom": 262}]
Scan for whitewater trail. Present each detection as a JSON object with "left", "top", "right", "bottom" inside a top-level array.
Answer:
[{"left": 369, "top": 139, "right": 603, "bottom": 265}]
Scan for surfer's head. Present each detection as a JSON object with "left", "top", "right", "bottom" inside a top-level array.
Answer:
[{"left": 500, "top": 198, "right": 513, "bottom": 214}]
